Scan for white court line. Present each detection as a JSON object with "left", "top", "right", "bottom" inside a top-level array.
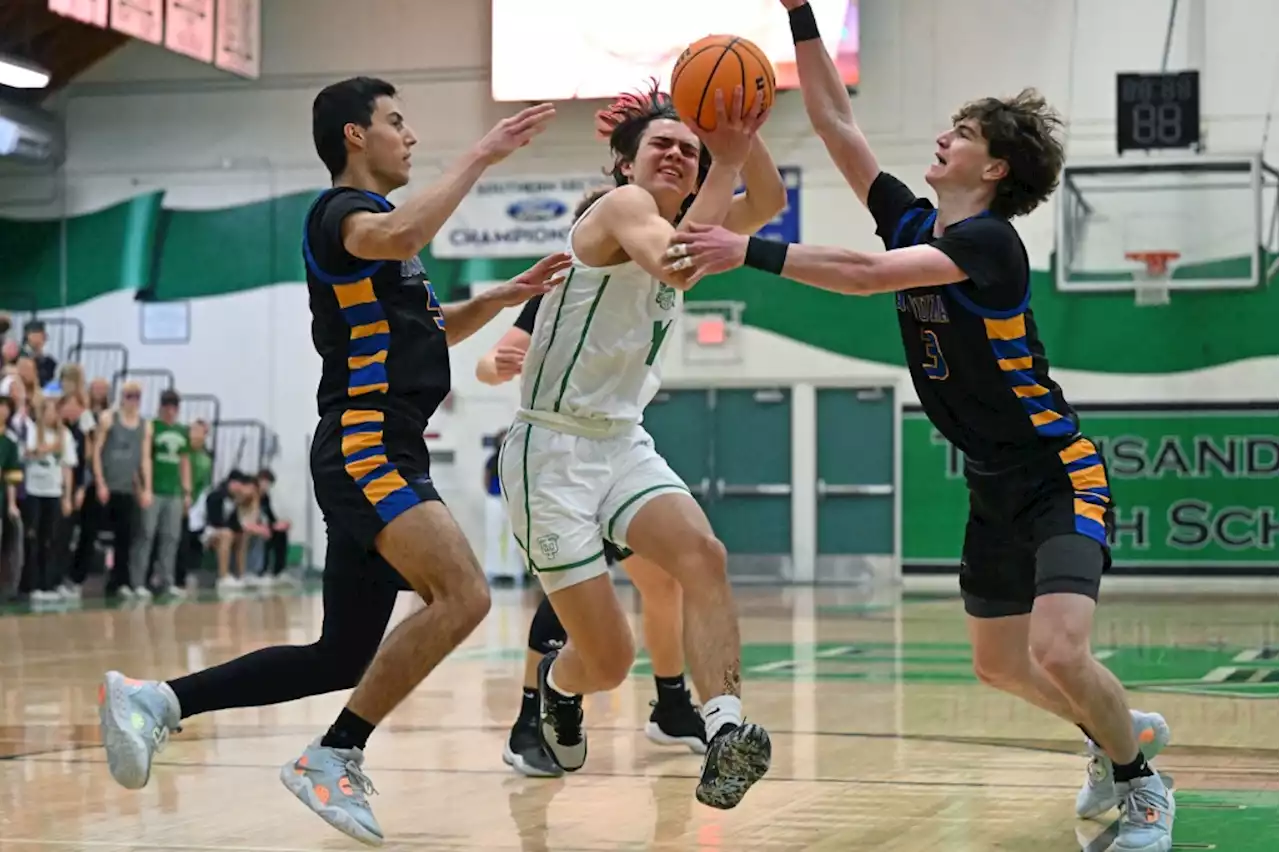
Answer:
[{"left": 0, "top": 841, "right": 316, "bottom": 852}]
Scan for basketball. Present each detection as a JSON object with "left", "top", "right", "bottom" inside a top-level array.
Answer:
[{"left": 670, "top": 34, "right": 776, "bottom": 132}]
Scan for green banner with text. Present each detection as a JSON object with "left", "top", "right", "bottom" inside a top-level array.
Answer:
[{"left": 903, "top": 404, "right": 1279, "bottom": 570}]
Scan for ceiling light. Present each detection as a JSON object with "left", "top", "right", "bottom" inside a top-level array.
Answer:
[{"left": 0, "top": 55, "right": 51, "bottom": 89}]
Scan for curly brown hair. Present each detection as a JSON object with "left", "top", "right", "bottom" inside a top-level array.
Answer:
[
  {"left": 952, "top": 88, "right": 1065, "bottom": 219},
  {"left": 594, "top": 77, "right": 711, "bottom": 192}
]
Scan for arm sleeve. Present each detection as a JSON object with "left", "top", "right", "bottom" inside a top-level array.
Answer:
[
  {"left": 929, "top": 217, "right": 1029, "bottom": 312},
  {"left": 867, "top": 172, "right": 926, "bottom": 248},
  {"left": 513, "top": 295, "right": 542, "bottom": 333},
  {"left": 313, "top": 189, "right": 387, "bottom": 268}
]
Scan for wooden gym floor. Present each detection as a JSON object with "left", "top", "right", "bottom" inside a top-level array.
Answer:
[{"left": 0, "top": 581, "right": 1275, "bottom": 851}]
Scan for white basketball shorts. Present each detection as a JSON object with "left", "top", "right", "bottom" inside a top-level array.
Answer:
[{"left": 498, "top": 421, "right": 688, "bottom": 593}]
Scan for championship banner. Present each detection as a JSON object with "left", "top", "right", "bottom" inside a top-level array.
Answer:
[
  {"left": 902, "top": 403, "right": 1279, "bottom": 571},
  {"left": 433, "top": 174, "right": 613, "bottom": 259}
]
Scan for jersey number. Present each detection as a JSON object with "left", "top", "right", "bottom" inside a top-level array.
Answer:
[
  {"left": 921, "top": 329, "right": 948, "bottom": 380},
  {"left": 646, "top": 320, "right": 672, "bottom": 366}
]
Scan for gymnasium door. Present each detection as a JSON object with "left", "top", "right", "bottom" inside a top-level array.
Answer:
[
  {"left": 643, "top": 387, "right": 793, "bottom": 581},
  {"left": 814, "top": 386, "right": 896, "bottom": 582}
]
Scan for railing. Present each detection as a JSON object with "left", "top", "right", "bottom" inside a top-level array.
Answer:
[
  {"left": 179, "top": 392, "right": 221, "bottom": 431},
  {"left": 111, "top": 368, "right": 176, "bottom": 417},
  {"left": 68, "top": 343, "right": 128, "bottom": 392},
  {"left": 211, "top": 418, "right": 278, "bottom": 483}
]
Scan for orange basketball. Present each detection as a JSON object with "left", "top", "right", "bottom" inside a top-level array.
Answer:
[{"left": 670, "top": 34, "right": 776, "bottom": 132}]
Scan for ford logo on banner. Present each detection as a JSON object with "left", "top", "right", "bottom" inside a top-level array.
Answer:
[{"left": 506, "top": 197, "right": 567, "bottom": 223}]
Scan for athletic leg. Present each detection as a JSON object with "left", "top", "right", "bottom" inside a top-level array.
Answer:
[
  {"left": 503, "top": 595, "right": 567, "bottom": 778},
  {"left": 621, "top": 552, "right": 705, "bottom": 753},
  {"left": 99, "top": 529, "right": 399, "bottom": 789},
  {"left": 497, "top": 422, "right": 636, "bottom": 773},
  {"left": 1029, "top": 538, "right": 1172, "bottom": 848},
  {"left": 279, "top": 411, "right": 492, "bottom": 844},
  {"left": 599, "top": 426, "right": 769, "bottom": 809}
]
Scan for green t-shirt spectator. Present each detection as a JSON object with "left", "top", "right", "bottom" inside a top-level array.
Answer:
[
  {"left": 151, "top": 420, "right": 190, "bottom": 497},
  {"left": 189, "top": 446, "right": 213, "bottom": 499}
]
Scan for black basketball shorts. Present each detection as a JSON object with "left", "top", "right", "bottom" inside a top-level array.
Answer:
[
  {"left": 959, "top": 435, "right": 1115, "bottom": 618},
  {"left": 311, "top": 408, "right": 442, "bottom": 584}
]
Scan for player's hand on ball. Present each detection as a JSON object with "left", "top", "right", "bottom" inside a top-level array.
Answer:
[
  {"left": 690, "top": 87, "right": 767, "bottom": 170},
  {"left": 476, "top": 103, "right": 556, "bottom": 164},
  {"left": 665, "top": 224, "right": 749, "bottom": 286},
  {"left": 486, "top": 252, "right": 572, "bottom": 306},
  {"left": 492, "top": 346, "right": 526, "bottom": 381}
]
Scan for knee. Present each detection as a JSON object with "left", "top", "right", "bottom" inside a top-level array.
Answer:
[
  {"left": 1029, "top": 627, "right": 1090, "bottom": 681},
  {"left": 586, "top": 631, "right": 635, "bottom": 691},
  {"left": 437, "top": 570, "right": 491, "bottom": 637},
  {"left": 671, "top": 533, "right": 728, "bottom": 589},
  {"left": 631, "top": 562, "right": 682, "bottom": 610},
  {"left": 971, "top": 646, "right": 1027, "bottom": 689}
]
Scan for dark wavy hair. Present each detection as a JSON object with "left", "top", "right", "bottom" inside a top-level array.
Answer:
[
  {"left": 593, "top": 79, "right": 711, "bottom": 218},
  {"left": 952, "top": 88, "right": 1065, "bottom": 219}
]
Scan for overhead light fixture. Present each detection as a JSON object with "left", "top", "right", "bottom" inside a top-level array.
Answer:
[{"left": 0, "top": 54, "right": 51, "bottom": 89}]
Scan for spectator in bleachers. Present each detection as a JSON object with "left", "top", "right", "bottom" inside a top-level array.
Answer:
[
  {"left": 13, "top": 356, "right": 42, "bottom": 417},
  {"left": 2, "top": 372, "right": 31, "bottom": 428},
  {"left": 87, "top": 378, "right": 110, "bottom": 417},
  {"left": 21, "top": 321, "right": 57, "bottom": 388},
  {"left": 92, "top": 381, "right": 147, "bottom": 599},
  {"left": 206, "top": 470, "right": 251, "bottom": 593},
  {"left": 176, "top": 419, "right": 213, "bottom": 591},
  {"left": 1, "top": 340, "right": 18, "bottom": 368},
  {"left": 130, "top": 389, "right": 190, "bottom": 599},
  {"left": 255, "top": 468, "right": 292, "bottom": 581},
  {"left": 55, "top": 392, "right": 91, "bottom": 600},
  {"left": 233, "top": 475, "right": 271, "bottom": 586},
  {"left": 44, "top": 362, "right": 88, "bottom": 403},
  {"left": 0, "top": 396, "right": 23, "bottom": 602},
  {"left": 23, "top": 397, "right": 76, "bottom": 603}
]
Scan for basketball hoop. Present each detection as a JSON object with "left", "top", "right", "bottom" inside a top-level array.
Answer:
[{"left": 1125, "top": 251, "right": 1179, "bottom": 307}]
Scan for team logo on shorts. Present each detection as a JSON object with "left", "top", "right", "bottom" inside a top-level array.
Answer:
[
  {"left": 655, "top": 284, "right": 676, "bottom": 311},
  {"left": 537, "top": 534, "right": 560, "bottom": 561}
]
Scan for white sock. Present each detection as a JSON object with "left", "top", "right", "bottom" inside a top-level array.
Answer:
[
  {"left": 156, "top": 681, "right": 182, "bottom": 726},
  {"left": 702, "top": 695, "right": 742, "bottom": 742},
  {"left": 545, "top": 661, "right": 576, "bottom": 698}
]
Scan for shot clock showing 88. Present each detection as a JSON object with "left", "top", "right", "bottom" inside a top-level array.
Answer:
[{"left": 1116, "top": 70, "right": 1201, "bottom": 153}]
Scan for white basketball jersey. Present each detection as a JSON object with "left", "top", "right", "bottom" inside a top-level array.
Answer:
[{"left": 518, "top": 205, "right": 681, "bottom": 430}]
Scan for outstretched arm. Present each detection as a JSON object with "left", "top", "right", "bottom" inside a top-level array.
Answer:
[
  {"left": 768, "top": 243, "right": 968, "bottom": 294},
  {"left": 783, "top": 0, "right": 881, "bottom": 206},
  {"left": 440, "top": 253, "right": 571, "bottom": 346},
  {"left": 340, "top": 104, "right": 557, "bottom": 261},
  {"left": 665, "top": 225, "right": 969, "bottom": 293},
  {"left": 723, "top": 139, "right": 788, "bottom": 235}
]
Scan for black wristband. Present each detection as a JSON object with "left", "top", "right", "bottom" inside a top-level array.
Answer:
[
  {"left": 788, "top": 3, "right": 821, "bottom": 43},
  {"left": 744, "top": 237, "right": 789, "bottom": 275}
]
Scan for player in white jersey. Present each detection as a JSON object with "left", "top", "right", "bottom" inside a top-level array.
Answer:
[
  {"left": 497, "top": 81, "right": 784, "bottom": 809},
  {"left": 479, "top": 190, "right": 712, "bottom": 779}
]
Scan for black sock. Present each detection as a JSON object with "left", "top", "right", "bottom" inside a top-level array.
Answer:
[
  {"left": 321, "top": 708, "right": 376, "bottom": 752},
  {"left": 654, "top": 674, "right": 688, "bottom": 706},
  {"left": 1077, "top": 723, "right": 1097, "bottom": 743},
  {"left": 1112, "top": 751, "right": 1153, "bottom": 783},
  {"left": 518, "top": 687, "right": 539, "bottom": 724}
]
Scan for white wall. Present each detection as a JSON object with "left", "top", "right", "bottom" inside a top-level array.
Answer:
[{"left": 2, "top": 0, "right": 1275, "bottom": 560}]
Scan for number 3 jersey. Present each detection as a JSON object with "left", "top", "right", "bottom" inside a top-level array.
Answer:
[
  {"left": 867, "top": 171, "right": 1081, "bottom": 468},
  {"left": 517, "top": 200, "right": 680, "bottom": 435}
]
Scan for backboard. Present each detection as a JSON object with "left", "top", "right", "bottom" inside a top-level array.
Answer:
[{"left": 1055, "top": 155, "right": 1277, "bottom": 296}]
